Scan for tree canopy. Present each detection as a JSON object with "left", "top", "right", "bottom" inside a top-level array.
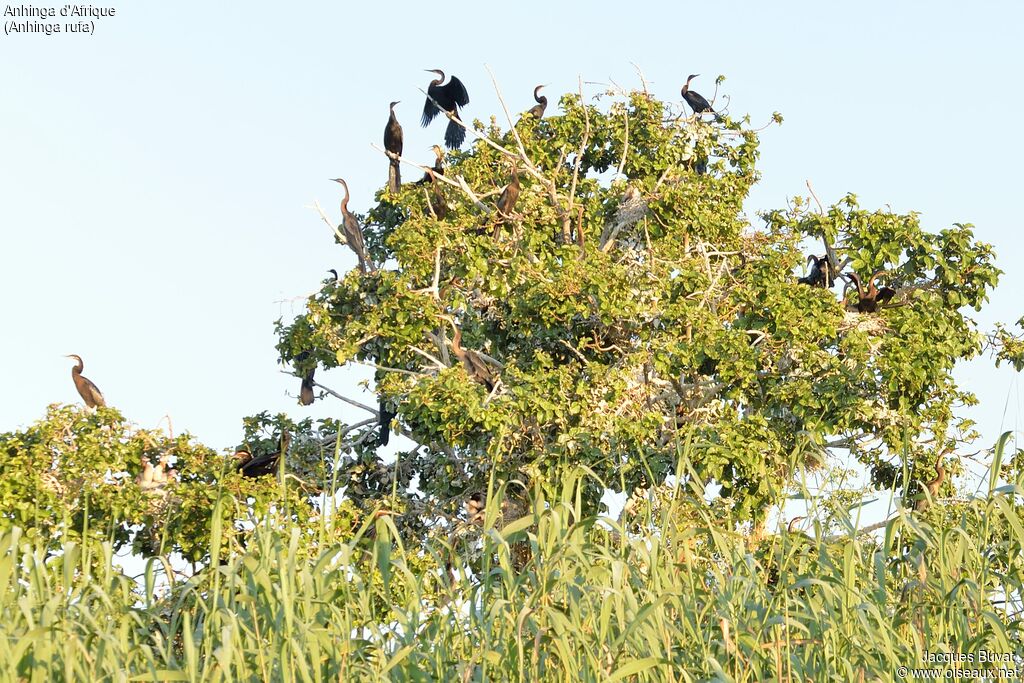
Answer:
[{"left": 275, "top": 83, "right": 1002, "bottom": 530}]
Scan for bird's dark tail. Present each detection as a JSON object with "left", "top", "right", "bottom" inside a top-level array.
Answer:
[
  {"left": 378, "top": 400, "right": 396, "bottom": 446},
  {"left": 445, "top": 116, "right": 465, "bottom": 149},
  {"left": 388, "top": 158, "right": 401, "bottom": 194},
  {"left": 299, "top": 368, "right": 315, "bottom": 406}
]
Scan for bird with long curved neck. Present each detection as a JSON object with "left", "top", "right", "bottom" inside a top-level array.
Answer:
[
  {"left": 66, "top": 354, "right": 106, "bottom": 408},
  {"left": 844, "top": 271, "right": 896, "bottom": 313},
  {"left": 526, "top": 84, "right": 548, "bottom": 119},
  {"left": 493, "top": 165, "right": 521, "bottom": 238},
  {"left": 421, "top": 69, "right": 470, "bottom": 149},
  {"left": 425, "top": 169, "right": 447, "bottom": 220},
  {"left": 438, "top": 315, "right": 496, "bottom": 390},
  {"left": 681, "top": 74, "right": 714, "bottom": 115},
  {"left": 384, "top": 101, "right": 403, "bottom": 194},
  {"left": 329, "top": 178, "right": 371, "bottom": 274},
  {"left": 915, "top": 452, "right": 947, "bottom": 511}
]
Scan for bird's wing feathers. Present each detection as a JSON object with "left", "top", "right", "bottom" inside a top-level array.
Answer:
[
  {"left": 422, "top": 89, "right": 441, "bottom": 126},
  {"left": 448, "top": 75, "right": 470, "bottom": 107},
  {"left": 85, "top": 379, "right": 105, "bottom": 407}
]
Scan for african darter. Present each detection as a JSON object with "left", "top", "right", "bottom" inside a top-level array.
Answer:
[
  {"left": 426, "top": 169, "right": 447, "bottom": 220},
  {"left": 378, "top": 399, "right": 396, "bottom": 446},
  {"left": 66, "top": 354, "right": 105, "bottom": 408},
  {"left": 422, "top": 69, "right": 470, "bottom": 150},
  {"left": 915, "top": 452, "right": 947, "bottom": 511},
  {"left": 526, "top": 85, "right": 547, "bottom": 119},
  {"left": 384, "top": 101, "right": 403, "bottom": 193},
  {"left": 439, "top": 315, "right": 496, "bottom": 390},
  {"left": 416, "top": 145, "right": 446, "bottom": 185},
  {"left": 496, "top": 166, "right": 520, "bottom": 216},
  {"left": 235, "top": 432, "right": 291, "bottom": 479},
  {"left": 844, "top": 271, "right": 896, "bottom": 313},
  {"left": 493, "top": 166, "right": 520, "bottom": 237},
  {"left": 299, "top": 368, "right": 315, "bottom": 406},
  {"left": 798, "top": 255, "right": 836, "bottom": 288},
  {"left": 681, "top": 74, "right": 714, "bottom": 115},
  {"left": 329, "top": 178, "right": 372, "bottom": 274}
]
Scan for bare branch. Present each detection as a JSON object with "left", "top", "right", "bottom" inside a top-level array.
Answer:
[
  {"left": 410, "top": 345, "right": 446, "bottom": 369},
  {"left": 313, "top": 381, "right": 379, "bottom": 416},
  {"left": 484, "top": 64, "right": 540, "bottom": 176},
  {"left": 309, "top": 200, "right": 348, "bottom": 246}
]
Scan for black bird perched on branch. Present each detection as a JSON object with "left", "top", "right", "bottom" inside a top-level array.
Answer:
[
  {"left": 798, "top": 255, "right": 836, "bottom": 288},
  {"left": 378, "top": 399, "right": 396, "bottom": 446},
  {"left": 329, "top": 178, "right": 371, "bottom": 274},
  {"left": 439, "top": 315, "right": 497, "bottom": 390},
  {"left": 66, "top": 354, "right": 106, "bottom": 408},
  {"left": 844, "top": 271, "right": 897, "bottom": 313},
  {"left": 526, "top": 85, "right": 547, "bottom": 119},
  {"left": 384, "top": 101, "right": 403, "bottom": 194},
  {"left": 422, "top": 69, "right": 470, "bottom": 150},
  {"left": 681, "top": 74, "right": 714, "bottom": 115},
  {"left": 236, "top": 432, "right": 291, "bottom": 479}
]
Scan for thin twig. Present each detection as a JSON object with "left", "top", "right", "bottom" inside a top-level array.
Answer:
[
  {"left": 312, "top": 382, "right": 379, "bottom": 416},
  {"left": 616, "top": 104, "right": 629, "bottom": 177},
  {"left": 565, "top": 76, "right": 591, "bottom": 243},
  {"left": 410, "top": 345, "right": 446, "bottom": 369},
  {"left": 356, "top": 362, "right": 428, "bottom": 378},
  {"left": 485, "top": 64, "right": 539, "bottom": 176},
  {"left": 310, "top": 200, "right": 348, "bottom": 246}
]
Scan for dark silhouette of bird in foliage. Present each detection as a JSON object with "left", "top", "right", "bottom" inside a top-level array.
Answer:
[
  {"left": 235, "top": 432, "right": 291, "bottom": 479},
  {"left": 798, "top": 255, "right": 837, "bottom": 288},
  {"left": 844, "top": 271, "right": 897, "bottom": 313}
]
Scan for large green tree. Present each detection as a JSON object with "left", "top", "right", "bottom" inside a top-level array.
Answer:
[{"left": 277, "top": 82, "right": 1003, "bottom": 529}]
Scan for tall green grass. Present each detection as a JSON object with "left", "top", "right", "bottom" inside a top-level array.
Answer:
[{"left": 1, "top": 452, "right": 1022, "bottom": 681}]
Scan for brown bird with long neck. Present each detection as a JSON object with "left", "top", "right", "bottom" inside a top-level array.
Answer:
[
  {"left": 425, "top": 169, "right": 447, "bottom": 220},
  {"left": 438, "top": 315, "right": 496, "bottom": 390},
  {"left": 415, "top": 144, "right": 445, "bottom": 186},
  {"left": 526, "top": 84, "right": 548, "bottom": 119},
  {"left": 329, "top": 178, "right": 371, "bottom": 274},
  {"left": 66, "top": 354, "right": 106, "bottom": 408},
  {"left": 915, "top": 452, "right": 947, "bottom": 511},
  {"left": 492, "top": 166, "right": 521, "bottom": 238},
  {"left": 844, "top": 271, "right": 896, "bottom": 313},
  {"left": 384, "top": 101, "right": 403, "bottom": 194}
]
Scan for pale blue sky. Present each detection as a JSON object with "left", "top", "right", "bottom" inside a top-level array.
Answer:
[{"left": 2, "top": 1, "right": 1021, "bottom": 453}]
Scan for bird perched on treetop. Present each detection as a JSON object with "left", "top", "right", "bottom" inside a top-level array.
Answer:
[
  {"left": 422, "top": 69, "right": 470, "bottom": 149},
  {"left": 329, "top": 178, "right": 372, "bottom": 274},
  {"left": 383, "top": 101, "right": 403, "bottom": 193},
  {"left": 526, "top": 84, "right": 548, "bottom": 119},
  {"left": 66, "top": 354, "right": 106, "bottom": 408},
  {"left": 681, "top": 74, "right": 714, "bottom": 115}
]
